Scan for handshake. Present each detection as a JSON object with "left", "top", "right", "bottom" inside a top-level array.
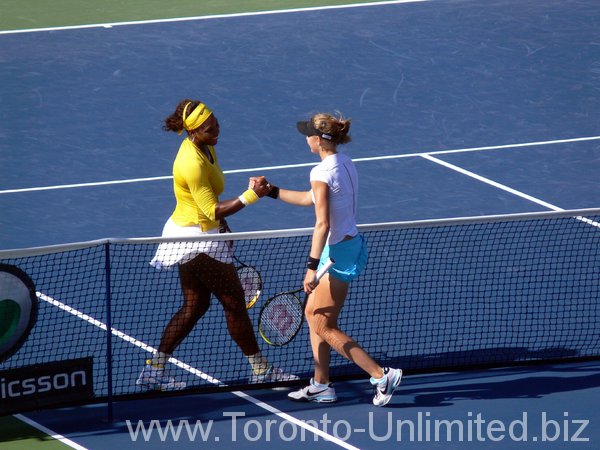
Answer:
[{"left": 248, "top": 176, "right": 279, "bottom": 199}]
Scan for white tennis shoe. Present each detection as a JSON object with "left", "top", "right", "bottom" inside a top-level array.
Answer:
[
  {"left": 250, "top": 365, "right": 299, "bottom": 383},
  {"left": 371, "top": 367, "right": 402, "bottom": 406},
  {"left": 288, "top": 378, "right": 338, "bottom": 403},
  {"left": 136, "top": 360, "right": 187, "bottom": 391}
]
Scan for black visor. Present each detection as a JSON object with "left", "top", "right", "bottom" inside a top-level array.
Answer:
[{"left": 296, "top": 121, "right": 333, "bottom": 141}]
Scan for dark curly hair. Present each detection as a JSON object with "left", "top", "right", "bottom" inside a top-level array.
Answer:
[{"left": 163, "top": 99, "right": 202, "bottom": 133}]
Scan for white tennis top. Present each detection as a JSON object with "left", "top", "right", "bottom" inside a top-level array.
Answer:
[{"left": 310, "top": 153, "right": 359, "bottom": 245}]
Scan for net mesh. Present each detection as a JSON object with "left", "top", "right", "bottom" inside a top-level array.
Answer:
[{"left": 1, "top": 209, "right": 599, "bottom": 411}]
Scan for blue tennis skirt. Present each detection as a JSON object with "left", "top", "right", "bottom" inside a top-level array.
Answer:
[{"left": 319, "top": 234, "right": 368, "bottom": 282}]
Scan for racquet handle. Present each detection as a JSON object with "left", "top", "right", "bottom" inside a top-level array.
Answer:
[{"left": 314, "top": 258, "right": 335, "bottom": 282}]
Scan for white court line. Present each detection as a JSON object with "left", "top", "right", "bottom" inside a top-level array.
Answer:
[
  {"left": 421, "top": 154, "right": 600, "bottom": 229},
  {"left": 35, "top": 291, "right": 359, "bottom": 450},
  {"left": 0, "top": 0, "right": 428, "bottom": 35},
  {"left": 13, "top": 413, "right": 88, "bottom": 450},
  {"left": 2, "top": 135, "right": 599, "bottom": 195}
]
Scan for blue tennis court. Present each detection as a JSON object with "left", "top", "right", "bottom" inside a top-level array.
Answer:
[{"left": 1, "top": 0, "right": 599, "bottom": 448}]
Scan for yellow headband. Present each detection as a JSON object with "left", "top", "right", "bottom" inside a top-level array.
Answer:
[{"left": 179, "top": 102, "right": 213, "bottom": 134}]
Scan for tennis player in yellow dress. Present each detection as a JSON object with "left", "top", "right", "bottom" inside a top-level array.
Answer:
[{"left": 137, "top": 100, "right": 297, "bottom": 390}]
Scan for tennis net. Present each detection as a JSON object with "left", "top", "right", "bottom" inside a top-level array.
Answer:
[{"left": 1, "top": 208, "right": 599, "bottom": 414}]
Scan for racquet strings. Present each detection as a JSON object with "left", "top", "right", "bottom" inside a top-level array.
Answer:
[
  {"left": 236, "top": 265, "right": 262, "bottom": 308},
  {"left": 259, "top": 293, "right": 303, "bottom": 345}
]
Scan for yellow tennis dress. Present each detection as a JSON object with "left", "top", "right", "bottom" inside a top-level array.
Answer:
[{"left": 151, "top": 139, "right": 233, "bottom": 269}]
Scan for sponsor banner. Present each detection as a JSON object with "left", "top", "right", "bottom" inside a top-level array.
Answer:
[{"left": 0, "top": 357, "right": 94, "bottom": 414}]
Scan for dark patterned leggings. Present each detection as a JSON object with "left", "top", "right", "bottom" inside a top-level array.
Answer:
[{"left": 157, "top": 253, "right": 260, "bottom": 357}]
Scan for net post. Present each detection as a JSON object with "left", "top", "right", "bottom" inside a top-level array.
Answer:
[{"left": 104, "top": 242, "right": 114, "bottom": 423}]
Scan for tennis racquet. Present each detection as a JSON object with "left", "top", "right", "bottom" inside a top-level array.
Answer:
[
  {"left": 234, "top": 255, "right": 262, "bottom": 309},
  {"left": 219, "top": 220, "right": 262, "bottom": 309},
  {"left": 258, "top": 258, "right": 335, "bottom": 346}
]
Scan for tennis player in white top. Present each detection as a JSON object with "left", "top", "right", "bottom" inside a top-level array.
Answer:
[{"left": 258, "top": 112, "right": 402, "bottom": 406}]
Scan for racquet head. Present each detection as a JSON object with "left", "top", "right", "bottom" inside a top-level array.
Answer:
[
  {"left": 236, "top": 265, "right": 262, "bottom": 309},
  {"left": 258, "top": 292, "right": 303, "bottom": 346},
  {"left": 258, "top": 258, "right": 336, "bottom": 346}
]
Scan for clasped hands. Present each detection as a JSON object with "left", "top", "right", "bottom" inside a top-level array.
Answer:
[{"left": 248, "top": 176, "right": 274, "bottom": 198}]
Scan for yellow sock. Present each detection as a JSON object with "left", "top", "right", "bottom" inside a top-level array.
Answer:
[
  {"left": 151, "top": 352, "right": 170, "bottom": 367},
  {"left": 248, "top": 352, "right": 270, "bottom": 375}
]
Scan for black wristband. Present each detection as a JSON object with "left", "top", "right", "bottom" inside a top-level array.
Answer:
[
  {"left": 307, "top": 256, "right": 319, "bottom": 270},
  {"left": 266, "top": 186, "right": 280, "bottom": 199}
]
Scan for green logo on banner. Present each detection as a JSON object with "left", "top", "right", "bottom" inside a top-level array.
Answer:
[{"left": 0, "top": 264, "right": 38, "bottom": 362}]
